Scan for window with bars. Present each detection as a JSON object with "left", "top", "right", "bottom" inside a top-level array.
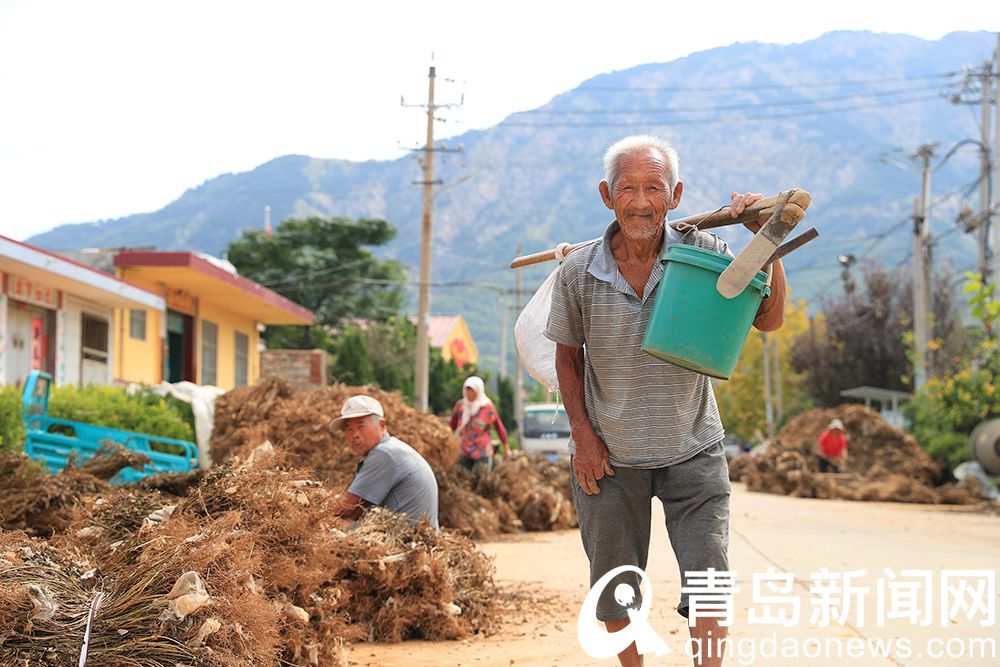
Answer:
[
  {"left": 129, "top": 309, "right": 146, "bottom": 340},
  {"left": 81, "top": 314, "right": 109, "bottom": 362},
  {"left": 201, "top": 320, "right": 218, "bottom": 386},
  {"left": 234, "top": 331, "right": 249, "bottom": 388}
]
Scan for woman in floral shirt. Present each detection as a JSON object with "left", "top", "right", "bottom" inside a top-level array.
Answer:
[{"left": 450, "top": 376, "right": 509, "bottom": 470}]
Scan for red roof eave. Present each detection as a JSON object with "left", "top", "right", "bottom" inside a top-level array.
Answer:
[{"left": 114, "top": 251, "right": 315, "bottom": 324}]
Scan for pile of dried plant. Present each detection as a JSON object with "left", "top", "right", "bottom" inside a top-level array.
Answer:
[
  {"left": 0, "top": 445, "right": 147, "bottom": 537},
  {"left": 210, "top": 377, "right": 577, "bottom": 538},
  {"left": 436, "top": 453, "right": 577, "bottom": 539},
  {"left": 731, "top": 405, "right": 982, "bottom": 505},
  {"left": 210, "top": 377, "right": 459, "bottom": 484},
  {"left": 1, "top": 442, "right": 497, "bottom": 666}
]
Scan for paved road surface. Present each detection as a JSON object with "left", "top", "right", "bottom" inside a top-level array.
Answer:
[{"left": 357, "top": 483, "right": 1000, "bottom": 667}]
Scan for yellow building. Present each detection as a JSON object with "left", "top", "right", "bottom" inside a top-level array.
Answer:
[
  {"left": 114, "top": 251, "right": 314, "bottom": 390},
  {"left": 423, "top": 314, "right": 479, "bottom": 369},
  {"left": 0, "top": 235, "right": 164, "bottom": 388}
]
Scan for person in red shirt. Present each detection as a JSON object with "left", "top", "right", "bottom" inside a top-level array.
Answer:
[
  {"left": 450, "top": 376, "right": 509, "bottom": 471},
  {"left": 816, "top": 418, "right": 848, "bottom": 473}
]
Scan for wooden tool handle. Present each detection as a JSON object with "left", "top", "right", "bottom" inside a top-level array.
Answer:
[
  {"left": 508, "top": 189, "right": 812, "bottom": 269},
  {"left": 509, "top": 239, "right": 599, "bottom": 269},
  {"left": 764, "top": 227, "right": 819, "bottom": 266},
  {"left": 673, "top": 189, "right": 812, "bottom": 231}
]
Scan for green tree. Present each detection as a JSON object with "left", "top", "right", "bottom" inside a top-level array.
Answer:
[
  {"left": 426, "top": 353, "right": 495, "bottom": 417},
  {"left": 326, "top": 315, "right": 490, "bottom": 416},
  {"left": 714, "top": 299, "right": 813, "bottom": 441},
  {"left": 525, "top": 381, "right": 549, "bottom": 403},
  {"left": 227, "top": 216, "right": 407, "bottom": 348},
  {"left": 331, "top": 325, "right": 375, "bottom": 386},
  {"left": 790, "top": 264, "right": 969, "bottom": 407},
  {"left": 495, "top": 375, "right": 515, "bottom": 435},
  {"left": 364, "top": 316, "right": 417, "bottom": 398},
  {"left": 904, "top": 273, "right": 1000, "bottom": 471},
  {"left": 0, "top": 385, "right": 26, "bottom": 452}
]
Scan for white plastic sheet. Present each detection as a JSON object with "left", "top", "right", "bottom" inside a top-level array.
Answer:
[
  {"left": 514, "top": 266, "right": 561, "bottom": 391},
  {"left": 132, "top": 381, "right": 225, "bottom": 468}
]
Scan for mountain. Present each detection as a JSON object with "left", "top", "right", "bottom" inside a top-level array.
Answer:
[{"left": 27, "top": 30, "right": 996, "bottom": 372}]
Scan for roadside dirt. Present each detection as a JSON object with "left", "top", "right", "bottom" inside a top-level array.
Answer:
[{"left": 356, "top": 485, "right": 1000, "bottom": 667}]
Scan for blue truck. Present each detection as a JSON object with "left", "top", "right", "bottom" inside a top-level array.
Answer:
[{"left": 22, "top": 370, "right": 200, "bottom": 484}]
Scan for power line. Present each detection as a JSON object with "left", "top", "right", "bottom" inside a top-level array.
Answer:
[
  {"left": 856, "top": 216, "right": 912, "bottom": 261},
  {"left": 501, "top": 94, "right": 942, "bottom": 128},
  {"left": 516, "top": 83, "right": 947, "bottom": 116},
  {"left": 575, "top": 70, "right": 962, "bottom": 93}
]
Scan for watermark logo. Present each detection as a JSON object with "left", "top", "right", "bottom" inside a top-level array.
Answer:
[
  {"left": 577, "top": 566, "right": 996, "bottom": 662},
  {"left": 577, "top": 565, "right": 670, "bottom": 659}
]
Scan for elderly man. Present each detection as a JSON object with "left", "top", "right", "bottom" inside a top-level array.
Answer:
[
  {"left": 330, "top": 395, "right": 439, "bottom": 529},
  {"left": 546, "top": 135, "right": 786, "bottom": 667}
]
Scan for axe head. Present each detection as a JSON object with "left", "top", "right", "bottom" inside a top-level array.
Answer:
[{"left": 716, "top": 189, "right": 804, "bottom": 299}]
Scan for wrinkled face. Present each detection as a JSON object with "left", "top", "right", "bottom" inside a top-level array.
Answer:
[
  {"left": 341, "top": 415, "right": 386, "bottom": 457},
  {"left": 600, "top": 149, "right": 681, "bottom": 242},
  {"left": 464, "top": 387, "right": 477, "bottom": 401}
]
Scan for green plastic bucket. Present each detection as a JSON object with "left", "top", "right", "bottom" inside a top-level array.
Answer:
[{"left": 641, "top": 244, "right": 770, "bottom": 380}]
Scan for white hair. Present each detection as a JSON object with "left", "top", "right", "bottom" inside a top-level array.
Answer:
[{"left": 602, "top": 135, "right": 679, "bottom": 191}]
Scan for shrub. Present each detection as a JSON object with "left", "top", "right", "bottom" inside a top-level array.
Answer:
[
  {"left": 0, "top": 385, "right": 26, "bottom": 451},
  {"left": 921, "top": 432, "right": 971, "bottom": 472},
  {"left": 48, "top": 384, "right": 194, "bottom": 442},
  {"left": 904, "top": 363, "right": 996, "bottom": 473},
  {"left": 904, "top": 275, "right": 1000, "bottom": 474}
]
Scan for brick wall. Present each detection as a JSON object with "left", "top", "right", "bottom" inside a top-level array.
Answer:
[{"left": 260, "top": 349, "right": 326, "bottom": 389}]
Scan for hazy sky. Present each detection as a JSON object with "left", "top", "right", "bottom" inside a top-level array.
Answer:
[{"left": 1, "top": 0, "right": 996, "bottom": 241}]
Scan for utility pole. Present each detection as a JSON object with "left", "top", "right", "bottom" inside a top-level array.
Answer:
[
  {"left": 404, "top": 65, "right": 462, "bottom": 411},
  {"left": 993, "top": 33, "right": 1000, "bottom": 280},
  {"left": 912, "top": 194, "right": 930, "bottom": 389},
  {"left": 772, "top": 335, "right": 783, "bottom": 425},
  {"left": 498, "top": 299, "right": 509, "bottom": 392},
  {"left": 513, "top": 243, "right": 524, "bottom": 447},
  {"left": 918, "top": 144, "right": 936, "bottom": 385},
  {"left": 761, "top": 332, "right": 774, "bottom": 437},
  {"left": 838, "top": 254, "right": 856, "bottom": 296},
  {"left": 413, "top": 66, "right": 436, "bottom": 412},
  {"left": 979, "top": 59, "right": 993, "bottom": 280}
]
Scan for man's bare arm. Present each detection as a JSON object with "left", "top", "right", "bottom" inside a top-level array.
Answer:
[
  {"left": 753, "top": 259, "right": 786, "bottom": 332},
  {"left": 555, "top": 343, "right": 614, "bottom": 495}
]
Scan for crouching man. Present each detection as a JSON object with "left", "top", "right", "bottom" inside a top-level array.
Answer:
[{"left": 330, "top": 395, "right": 439, "bottom": 529}]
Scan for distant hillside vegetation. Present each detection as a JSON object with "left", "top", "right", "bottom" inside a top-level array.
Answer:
[{"left": 29, "top": 31, "right": 994, "bottom": 371}]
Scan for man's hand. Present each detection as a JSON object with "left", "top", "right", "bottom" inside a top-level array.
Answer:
[
  {"left": 573, "top": 429, "right": 614, "bottom": 495},
  {"left": 731, "top": 191, "right": 765, "bottom": 231},
  {"left": 332, "top": 491, "right": 365, "bottom": 521}
]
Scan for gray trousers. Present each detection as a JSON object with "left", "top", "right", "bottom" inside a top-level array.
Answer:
[{"left": 571, "top": 441, "right": 731, "bottom": 621}]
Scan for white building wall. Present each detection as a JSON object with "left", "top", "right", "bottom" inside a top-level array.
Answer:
[
  {"left": 62, "top": 295, "right": 114, "bottom": 386},
  {"left": 56, "top": 305, "right": 68, "bottom": 386},
  {"left": 0, "top": 294, "right": 7, "bottom": 386}
]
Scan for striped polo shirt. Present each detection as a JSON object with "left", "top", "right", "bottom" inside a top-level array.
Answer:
[{"left": 544, "top": 220, "right": 733, "bottom": 468}]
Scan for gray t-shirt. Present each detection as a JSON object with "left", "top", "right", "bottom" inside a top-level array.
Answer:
[
  {"left": 544, "top": 220, "right": 733, "bottom": 468},
  {"left": 348, "top": 433, "right": 439, "bottom": 528}
]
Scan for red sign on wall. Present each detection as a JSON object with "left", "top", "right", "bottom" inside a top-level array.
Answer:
[
  {"left": 165, "top": 288, "right": 196, "bottom": 314},
  {"left": 7, "top": 274, "right": 59, "bottom": 309},
  {"left": 30, "top": 317, "right": 44, "bottom": 370}
]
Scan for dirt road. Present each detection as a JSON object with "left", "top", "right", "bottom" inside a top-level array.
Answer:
[{"left": 356, "top": 484, "right": 999, "bottom": 667}]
